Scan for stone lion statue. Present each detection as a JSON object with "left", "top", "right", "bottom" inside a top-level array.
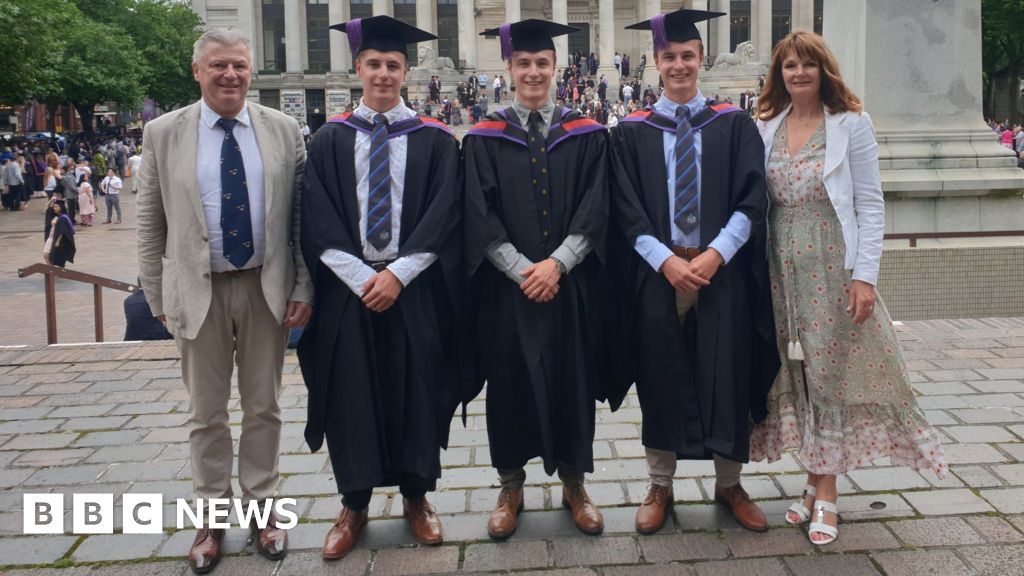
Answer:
[
  {"left": 713, "top": 41, "right": 756, "bottom": 68},
  {"left": 413, "top": 45, "right": 458, "bottom": 72}
]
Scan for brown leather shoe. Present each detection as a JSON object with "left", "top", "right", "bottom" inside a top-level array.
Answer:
[
  {"left": 249, "top": 511, "right": 288, "bottom": 560},
  {"left": 487, "top": 487, "right": 524, "bottom": 539},
  {"left": 403, "top": 496, "right": 444, "bottom": 545},
  {"left": 715, "top": 483, "right": 769, "bottom": 532},
  {"left": 188, "top": 527, "right": 225, "bottom": 574},
  {"left": 561, "top": 483, "right": 604, "bottom": 535},
  {"left": 322, "top": 507, "right": 368, "bottom": 560},
  {"left": 635, "top": 483, "right": 674, "bottom": 534}
]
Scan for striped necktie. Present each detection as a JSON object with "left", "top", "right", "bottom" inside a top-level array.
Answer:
[
  {"left": 366, "top": 113, "right": 392, "bottom": 251},
  {"left": 673, "top": 106, "right": 699, "bottom": 236},
  {"left": 216, "top": 117, "right": 253, "bottom": 268}
]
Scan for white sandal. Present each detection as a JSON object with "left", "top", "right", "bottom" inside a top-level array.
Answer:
[
  {"left": 785, "top": 484, "right": 816, "bottom": 525},
  {"left": 808, "top": 499, "right": 839, "bottom": 546}
]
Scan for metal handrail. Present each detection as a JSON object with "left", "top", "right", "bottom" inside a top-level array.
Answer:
[
  {"left": 17, "top": 263, "right": 138, "bottom": 345},
  {"left": 884, "top": 230, "right": 1024, "bottom": 248}
]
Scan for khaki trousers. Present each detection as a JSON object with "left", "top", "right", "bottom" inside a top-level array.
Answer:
[
  {"left": 644, "top": 288, "right": 743, "bottom": 488},
  {"left": 176, "top": 268, "right": 288, "bottom": 501}
]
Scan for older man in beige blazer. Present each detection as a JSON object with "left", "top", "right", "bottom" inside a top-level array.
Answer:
[{"left": 137, "top": 28, "right": 313, "bottom": 574}]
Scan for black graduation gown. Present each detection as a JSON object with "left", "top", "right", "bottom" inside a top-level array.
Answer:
[
  {"left": 608, "top": 104, "right": 779, "bottom": 463},
  {"left": 463, "top": 107, "right": 609, "bottom": 475},
  {"left": 297, "top": 113, "right": 462, "bottom": 494},
  {"left": 49, "top": 214, "right": 76, "bottom": 267}
]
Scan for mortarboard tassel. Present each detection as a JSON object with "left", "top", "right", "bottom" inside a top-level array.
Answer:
[
  {"left": 347, "top": 18, "right": 363, "bottom": 58},
  {"left": 651, "top": 13, "right": 668, "bottom": 53},
  {"left": 499, "top": 23, "right": 514, "bottom": 61}
]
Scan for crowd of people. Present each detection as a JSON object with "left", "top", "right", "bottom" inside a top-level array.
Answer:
[
  {"left": 0, "top": 136, "right": 139, "bottom": 267},
  {"left": 987, "top": 118, "right": 1024, "bottom": 167}
]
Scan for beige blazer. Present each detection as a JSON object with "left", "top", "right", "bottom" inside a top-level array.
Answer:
[{"left": 137, "top": 101, "right": 313, "bottom": 339}]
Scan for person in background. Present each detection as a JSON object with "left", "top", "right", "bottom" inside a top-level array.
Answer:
[
  {"left": 44, "top": 199, "right": 76, "bottom": 268},
  {"left": 78, "top": 176, "right": 96, "bottom": 226},
  {"left": 100, "top": 168, "right": 123, "bottom": 224}
]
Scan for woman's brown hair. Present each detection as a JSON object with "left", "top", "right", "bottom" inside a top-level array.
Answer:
[{"left": 757, "top": 30, "right": 863, "bottom": 121}]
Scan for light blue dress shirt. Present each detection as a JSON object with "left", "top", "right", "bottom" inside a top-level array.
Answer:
[{"left": 633, "top": 91, "right": 752, "bottom": 272}]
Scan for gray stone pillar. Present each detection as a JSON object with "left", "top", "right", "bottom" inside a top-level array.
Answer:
[
  {"left": 284, "top": 0, "right": 302, "bottom": 73},
  {"left": 641, "top": 0, "right": 660, "bottom": 89},
  {"left": 416, "top": 0, "right": 438, "bottom": 63},
  {"left": 373, "top": 0, "right": 392, "bottom": 17},
  {"left": 712, "top": 0, "right": 731, "bottom": 58},
  {"left": 598, "top": 0, "right": 618, "bottom": 95},
  {"left": 328, "top": 0, "right": 350, "bottom": 73},
  {"left": 458, "top": 0, "right": 477, "bottom": 70},
  {"left": 506, "top": 0, "right": 520, "bottom": 24},
  {"left": 793, "top": 0, "right": 815, "bottom": 32},
  {"left": 553, "top": 0, "right": 569, "bottom": 68},
  {"left": 824, "top": 0, "right": 1023, "bottom": 234},
  {"left": 754, "top": 0, "right": 772, "bottom": 65}
]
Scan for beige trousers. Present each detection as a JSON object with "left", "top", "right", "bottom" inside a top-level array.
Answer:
[
  {"left": 176, "top": 268, "right": 288, "bottom": 501},
  {"left": 644, "top": 288, "right": 743, "bottom": 488}
]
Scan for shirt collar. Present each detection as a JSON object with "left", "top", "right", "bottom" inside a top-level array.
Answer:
[
  {"left": 654, "top": 90, "right": 706, "bottom": 119},
  {"left": 354, "top": 98, "right": 415, "bottom": 125},
  {"left": 510, "top": 98, "right": 555, "bottom": 128},
  {"left": 200, "top": 99, "right": 251, "bottom": 129}
]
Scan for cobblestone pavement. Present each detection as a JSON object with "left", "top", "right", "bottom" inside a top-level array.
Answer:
[
  {"left": 0, "top": 318, "right": 1023, "bottom": 574},
  {"left": 0, "top": 190, "right": 141, "bottom": 347}
]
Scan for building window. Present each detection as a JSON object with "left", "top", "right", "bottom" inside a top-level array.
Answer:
[
  {"left": 262, "top": 0, "right": 286, "bottom": 71},
  {"left": 730, "top": 0, "right": 750, "bottom": 51},
  {"left": 814, "top": 0, "right": 823, "bottom": 35},
  {"left": 350, "top": 0, "right": 372, "bottom": 20},
  {"left": 772, "top": 0, "right": 792, "bottom": 47},
  {"left": 567, "top": 23, "right": 590, "bottom": 63},
  {"left": 307, "top": 0, "right": 329, "bottom": 72},
  {"left": 260, "top": 89, "right": 281, "bottom": 110},
  {"left": 436, "top": 0, "right": 459, "bottom": 67}
]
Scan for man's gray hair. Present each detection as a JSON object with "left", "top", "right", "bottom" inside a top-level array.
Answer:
[{"left": 192, "top": 28, "right": 252, "bottom": 64}]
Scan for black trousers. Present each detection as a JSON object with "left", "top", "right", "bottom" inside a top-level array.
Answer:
[{"left": 342, "top": 473, "right": 433, "bottom": 512}]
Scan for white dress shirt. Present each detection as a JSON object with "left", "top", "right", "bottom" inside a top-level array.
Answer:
[
  {"left": 197, "top": 99, "right": 266, "bottom": 272},
  {"left": 320, "top": 99, "right": 437, "bottom": 297}
]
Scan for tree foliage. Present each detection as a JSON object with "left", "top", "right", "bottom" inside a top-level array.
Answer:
[{"left": 981, "top": 0, "right": 1024, "bottom": 122}]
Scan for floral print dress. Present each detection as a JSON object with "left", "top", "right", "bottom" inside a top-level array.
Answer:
[{"left": 748, "top": 118, "right": 947, "bottom": 478}]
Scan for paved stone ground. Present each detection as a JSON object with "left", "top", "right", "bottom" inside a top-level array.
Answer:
[{"left": 1, "top": 318, "right": 1024, "bottom": 574}]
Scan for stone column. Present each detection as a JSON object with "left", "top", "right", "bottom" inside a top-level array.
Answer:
[
  {"left": 598, "top": 0, "right": 618, "bottom": 95},
  {"left": 506, "top": 0, "right": 520, "bottom": 24},
  {"left": 641, "top": 0, "right": 660, "bottom": 89},
  {"left": 712, "top": 0, "right": 731, "bottom": 58},
  {"left": 823, "top": 0, "right": 1023, "bottom": 234},
  {"left": 691, "top": 0, "right": 708, "bottom": 50},
  {"left": 753, "top": 0, "right": 772, "bottom": 65},
  {"left": 458, "top": 0, "right": 477, "bottom": 71},
  {"left": 792, "top": 0, "right": 815, "bottom": 32},
  {"left": 553, "top": 0, "right": 569, "bottom": 68},
  {"left": 284, "top": 0, "right": 302, "bottom": 73},
  {"left": 416, "top": 0, "right": 438, "bottom": 64},
  {"left": 328, "top": 0, "right": 350, "bottom": 73},
  {"left": 373, "top": 0, "right": 391, "bottom": 17}
]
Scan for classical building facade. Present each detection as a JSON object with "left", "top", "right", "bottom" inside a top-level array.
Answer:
[{"left": 191, "top": 0, "right": 823, "bottom": 128}]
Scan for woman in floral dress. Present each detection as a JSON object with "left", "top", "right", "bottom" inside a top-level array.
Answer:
[{"left": 750, "top": 31, "right": 946, "bottom": 546}]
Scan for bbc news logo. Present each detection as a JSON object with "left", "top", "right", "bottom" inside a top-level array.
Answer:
[{"left": 23, "top": 494, "right": 299, "bottom": 535}]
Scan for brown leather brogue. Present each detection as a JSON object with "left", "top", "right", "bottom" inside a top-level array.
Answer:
[
  {"left": 403, "top": 496, "right": 444, "bottom": 545},
  {"left": 250, "top": 511, "right": 288, "bottom": 560},
  {"left": 487, "top": 487, "right": 524, "bottom": 539},
  {"left": 322, "top": 507, "right": 368, "bottom": 560},
  {"left": 561, "top": 483, "right": 604, "bottom": 535},
  {"left": 188, "top": 527, "right": 225, "bottom": 574},
  {"left": 635, "top": 483, "right": 674, "bottom": 534},
  {"left": 715, "top": 483, "right": 768, "bottom": 532}
]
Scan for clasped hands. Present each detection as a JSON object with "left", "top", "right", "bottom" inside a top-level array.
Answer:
[
  {"left": 520, "top": 258, "right": 562, "bottom": 303},
  {"left": 362, "top": 269, "right": 403, "bottom": 313},
  {"left": 660, "top": 249, "right": 723, "bottom": 293}
]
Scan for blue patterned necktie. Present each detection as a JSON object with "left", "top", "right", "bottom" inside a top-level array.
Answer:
[
  {"left": 216, "top": 117, "right": 254, "bottom": 268},
  {"left": 673, "top": 106, "right": 699, "bottom": 236},
  {"left": 366, "top": 113, "right": 392, "bottom": 251}
]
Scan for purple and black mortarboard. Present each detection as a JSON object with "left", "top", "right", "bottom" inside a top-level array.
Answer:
[
  {"left": 481, "top": 19, "right": 579, "bottom": 61},
  {"left": 625, "top": 9, "right": 725, "bottom": 53},
  {"left": 330, "top": 15, "right": 437, "bottom": 62}
]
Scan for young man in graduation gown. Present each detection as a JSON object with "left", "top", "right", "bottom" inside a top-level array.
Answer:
[
  {"left": 297, "top": 16, "right": 462, "bottom": 560},
  {"left": 463, "top": 19, "right": 609, "bottom": 539},
  {"left": 609, "top": 9, "right": 779, "bottom": 534}
]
